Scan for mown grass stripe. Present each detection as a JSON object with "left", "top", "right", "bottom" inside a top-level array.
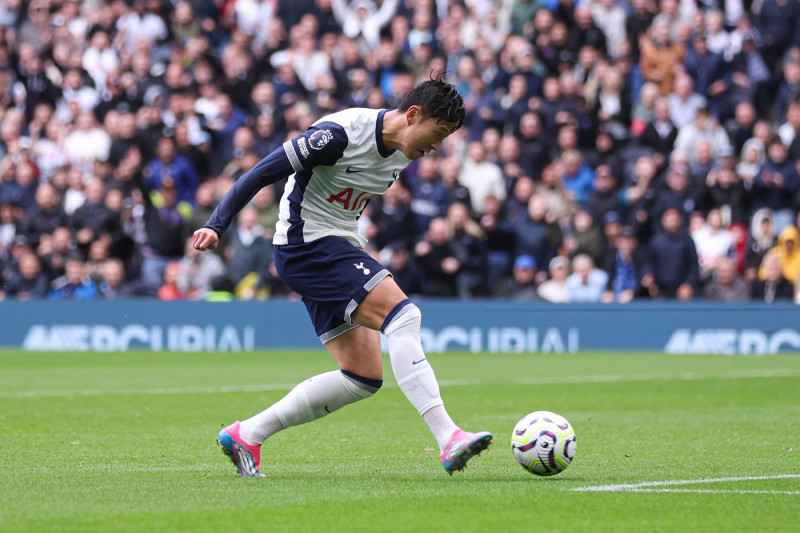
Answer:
[{"left": 3, "top": 369, "right": 799, "bottom": 399}]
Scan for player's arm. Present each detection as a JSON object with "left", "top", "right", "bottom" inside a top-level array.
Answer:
[
  {"left": 193, "top": 147, "right": 295, "bottom": 250},
  {"left": 194, "top": 122, "right": 347, "bottom": 250}
]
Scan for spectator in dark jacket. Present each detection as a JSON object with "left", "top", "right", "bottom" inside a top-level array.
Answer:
[
  {"left": 702, "top": 256, "right": 750, "bottom": 301},
  {"left": 144, "top": 136, "right": 200, "bottom": 205},
  {"left": 683, "top": 34, "right": 725, "bottom": 108},
  {"left": 753, "top": 137, "right": 799, "bottom": 233},
  {"left": 569, "top": 6, "right": 607, "bottom": 56},
  {"left": 480, "top": 194, "right": 516, "bottom": 293},
  {"left": 756, "top": 0, "right": 800, "bottom": 72},
  {"left": 601, "top": 225, "right": 651, "bottom": 303},
  {"left": 440, "top": 158, "right": 472, "bottom": 212},
  {"left": 404, "top": 157, "right": 449, "bottom": 236},
  {"left": 139, "top": 180, "right": 193, "bottom": 288},
  {"left": 386, "top": 241, "right": 425, "bottom": 297},
  {"left": 587, "top": 164, "right": 653, "bottom": 227},
  {"left": 446, "top": 201, "right": 488, "bottom": 298},
  {"left": 0, "top": 158, "right": 37, "bottom": 210},
  {"left": 97, "top": 258, "right": 158, "bottom": 299},
  {"left": 696, "top": 168, "right": 750, "bottom": 225},
  {"left": 728, "top": 34, "right": 773, "bottom": 120},
  {"left": 637, "top": 97, "right": 678, "bottom": 162},
  {"left": 773, "top": 60, "right": 800, "bottom": 125},
  {"left": 365, "top": 182, "right": 416, "bottom": 249},
  {"left": 750, "top": 254, "right": 795, "bottom": 302},
  {"left": 497, "top": 254, "right": 540, "bottom": 299},
  {"left": 643, "top": 207, "right": 700, "bottom": 300},
  {"left": 18, "top": 183, "right": 70, "bottom": 249},
  {"left": 414, "top": 217, "right": 461, "bottom": 297},
  {"left": 48, "top": 255, "right": 99, "bottom": 300},
  {"left": 515, "top": 112, "right": 551, "bottom": 180},
  {"left": 226, "top": 206, "right": 271, "bottom": 287},
  {"left": 509, "top": 194, "right": 561, "bottom": 272},
  {"left": 70, "top": 178, "right": 123, "bottom": 255},
  {"left": 0, "top": 251, "right": 49, "bottom": 300},
  {"left": 649, "top": 165, "right": 698, "bottom": 231}
]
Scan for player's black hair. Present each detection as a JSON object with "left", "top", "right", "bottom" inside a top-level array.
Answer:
[{"left": 396, "top": 76, "right": 466, "bottom": 130}]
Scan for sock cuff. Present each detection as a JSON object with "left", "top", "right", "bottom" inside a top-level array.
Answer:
[
  {"left": 380, "top": 299, "right": 417, "bottom": 334},
  {"left": 341, "top": 370, "right": 383, "bottom": 394}
]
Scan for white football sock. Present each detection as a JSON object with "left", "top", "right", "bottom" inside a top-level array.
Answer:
[
  {"left": 423, "top": 405, "right": 460, "bottom": 451},
  {"left": 383, "top": 302, "right": 458, "bottom": 451},
  {"left": 238, "top": 370, "right": 381, "bottom": 445}
]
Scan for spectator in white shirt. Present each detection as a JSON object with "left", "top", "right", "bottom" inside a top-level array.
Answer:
[
  {"left": 458, "top": 141, "right": 506, "bottom": 216},
  {"left": 667, "top": 73, "right": 707, "bottom": 128},
  {"left": 566, "top": 253, "right": 608, "bottom": 302},
  {"left": 269, "top": 25, "right": 332, "bottom": 93},
  {"left": 331, "top": 0, "right": 399, "bottom": 54},
  {"left": 590, "top": 0, "right": 627, "bottom": 58},
  {"left": 691, "top": 208, "right": 733, "bottom": 280},
  {"left": 82, "top": 28, "right": 119, "bottom": 92},
  {"left": 63, "top": 110, "right": 111, "bottom": 172},
  {"left": 115, "top": 0, "right": 168, "bottom": 53},
  {"left": 538, "top": 255, "right": 572, "bottom": 303}
]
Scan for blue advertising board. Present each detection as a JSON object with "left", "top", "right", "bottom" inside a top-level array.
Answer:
[{"left": 0, "top": 300, "right": 798, "bottom": 354}]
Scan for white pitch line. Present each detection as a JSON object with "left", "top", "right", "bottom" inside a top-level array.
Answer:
[
  {"left": 628, "top": 489, "right": 800, "bottom": 495},
  {"left": 2, "top": 369, "right": 800, "bottom": 399},
  {"left": 573, "top": 474, "right": 800, "bottom": 493}
]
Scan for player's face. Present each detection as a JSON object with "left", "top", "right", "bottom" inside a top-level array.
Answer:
[{"left": 407, "top": 110, "right": 458, "bottom": 160}]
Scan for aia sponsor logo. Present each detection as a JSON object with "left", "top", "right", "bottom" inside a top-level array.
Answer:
[{"left": 326, "top": 187, "right": 375, "bottom": 211}]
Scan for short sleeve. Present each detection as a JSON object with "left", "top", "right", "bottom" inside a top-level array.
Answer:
[{"left": 282, "top": 121, "right": 349, "bottom": 172}]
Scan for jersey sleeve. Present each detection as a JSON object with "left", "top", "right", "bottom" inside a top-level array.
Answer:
[
  {"left": 202, "top": 121, "right": 349, "bottom": 237},
  {"left": 202, "top": 146, "right": 295, "bottom": 236},
  {"left": 282, "top": 121, "right": 348, "bottom": 172}
]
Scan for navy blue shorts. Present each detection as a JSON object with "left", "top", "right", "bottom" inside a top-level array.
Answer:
[{"left": 273, "top": 236, "right": 392, "bottom": 343}]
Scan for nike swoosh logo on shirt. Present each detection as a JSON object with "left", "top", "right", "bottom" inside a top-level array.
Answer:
[
  {"left": 345, "top": 166, "right": 364, "bottom": 173},
  {"left": 412, "top": 358, "right": 427, "bottom": 365}
]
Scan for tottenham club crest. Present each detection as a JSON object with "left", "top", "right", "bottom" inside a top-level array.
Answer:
[{"left": 309, "top": 129, "right": 333, "bottom": 150}]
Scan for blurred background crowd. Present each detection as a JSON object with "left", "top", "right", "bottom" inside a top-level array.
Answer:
[{"left": 1, "top": 0, "right": 800, "bottom": 303}]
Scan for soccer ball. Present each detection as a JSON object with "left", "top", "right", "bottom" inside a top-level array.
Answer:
[{"left": 511, "top": 411, "right": 577, "bottom": 476}]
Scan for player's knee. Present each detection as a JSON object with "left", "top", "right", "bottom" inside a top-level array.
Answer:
[
  {"left": 381, "top": 300, "right": 421, "bottom": 337},
  {"left": 340, "top": 370, "right": 383, "bottom": 398}
]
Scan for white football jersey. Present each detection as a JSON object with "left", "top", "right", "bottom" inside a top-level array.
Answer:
[
  {"left": 275, "top": 108, "right": 411, "bottom": 248},
  {"left": 202, "top": 108, "right": 410, "bottom": 248}
]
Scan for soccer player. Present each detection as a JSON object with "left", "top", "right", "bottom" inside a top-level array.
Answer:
[{"left": 192, "top": 78, "right": 492, "bottom": 477}]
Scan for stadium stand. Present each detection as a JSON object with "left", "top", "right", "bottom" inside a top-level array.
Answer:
[{"left": 0, "top": 0, "right": 799, "bottom": 303}]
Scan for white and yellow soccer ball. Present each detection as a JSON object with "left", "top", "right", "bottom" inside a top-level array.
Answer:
[{"left": 511, "top": 411, "right": 577, "bottom": 476}]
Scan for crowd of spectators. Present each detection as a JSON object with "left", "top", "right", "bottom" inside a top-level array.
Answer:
[{"left": 1, "top": 0, "right": 800, "bottom": 304}]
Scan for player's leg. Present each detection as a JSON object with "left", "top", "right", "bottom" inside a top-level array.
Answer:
[
  {"left": 324, "top": 324, "right": 383, "bottom": 380},
  {"left": 218, "top": 252, "right": 387, "bottom": 478},
  {"left": 218, "top": 330, "right": 381, "bottom": 477},
  {"left": 220, "top": 327, "right": 382, "bottom": 475},
  {"left": 352, "top": 276, "right": 493, "bottom": 474},
  {"left": 237, "top": 324, "right": 382, "bottom": 440},
  {"left": 218, "top": 239, "right": 388, "bottom": 476}
]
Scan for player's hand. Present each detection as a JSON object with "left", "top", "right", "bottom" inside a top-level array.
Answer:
[{"left": 192, "top": 228, "right": 219, "bottom": 251}]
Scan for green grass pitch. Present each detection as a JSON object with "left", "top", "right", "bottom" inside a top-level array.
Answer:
[{"left": 1, "top": 349, "right": 799, "bottom": 532}]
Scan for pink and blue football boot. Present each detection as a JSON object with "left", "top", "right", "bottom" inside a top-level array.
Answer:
[
  {"left": 217, "top": 421, "right": 265, "bottom": 478},
  {"left": 440, "top": 429, "right": 493, "bottom": 475}
]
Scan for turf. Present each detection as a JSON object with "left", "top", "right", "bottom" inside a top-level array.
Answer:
[{"left": 1, "top": 349, "right": 799, "bottom": 532}]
